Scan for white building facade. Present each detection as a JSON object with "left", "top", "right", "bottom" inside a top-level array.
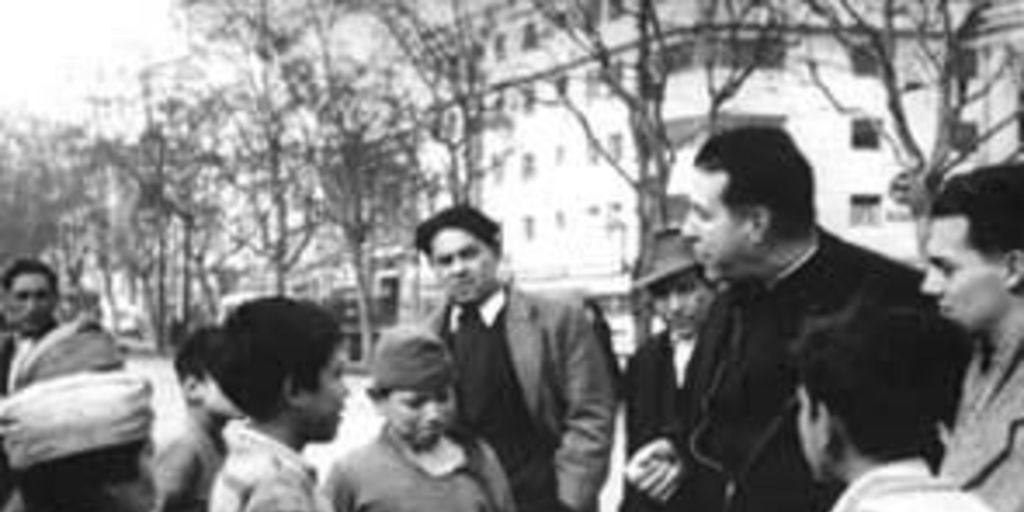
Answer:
[{"left": 418, "top": 0, "right": 1023, "bottom": 351}]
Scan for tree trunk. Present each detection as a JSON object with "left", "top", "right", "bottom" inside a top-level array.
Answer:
[
  {"left": 98, "top": 253, "right": 120, "bottom": 331},
  {"left": 181, "top": 218, "right": 193, "bottom": 329}
]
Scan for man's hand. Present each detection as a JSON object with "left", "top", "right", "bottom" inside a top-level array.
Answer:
[{"left": 624, "top": 438, "right": 685, "bottom": 503}]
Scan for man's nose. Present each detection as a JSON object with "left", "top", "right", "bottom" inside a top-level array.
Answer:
[{"left": 920, "top": 269, "right": 942, "bottom": 296}]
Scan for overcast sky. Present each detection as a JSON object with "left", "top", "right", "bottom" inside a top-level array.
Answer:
[{"left": 0, "top": 0, "right": 185, "bottom": 121}]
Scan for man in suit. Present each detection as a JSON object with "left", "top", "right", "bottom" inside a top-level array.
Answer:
[
  {"left": 621, "top": 227, "right": 714, "bottom": 512},
  {"left": 416, "top": 205, "right": 616, "bottom": 512},
  {"left": 627, "top": 126, "right": 965, "bottom": 512},
  {"left": 921, "top": 163, "right": 1024, "bottom": 512}
]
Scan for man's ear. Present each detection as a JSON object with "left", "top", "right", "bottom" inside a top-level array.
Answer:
[
  {"left": 282, "top": 375, "right": 307, "bottom": 408},
  {"left": 1004, "top": 249, "right": 1024, "bottom": 294},
  {"left": 181, "top": 375, "right": 203, "bottom": 403},
  {"left": 823, "top": 405, "right": 849, "bottom": 461},
  {"left": 744, "top": 206, "right": 772, "bottom": 245}
]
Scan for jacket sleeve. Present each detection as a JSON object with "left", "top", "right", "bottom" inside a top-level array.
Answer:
[
  {"left": 551, "top": 301, "right": 617, "bottom": 512},
  {"left": 475, "top": 441, "right": 518, "bottom": 512}
]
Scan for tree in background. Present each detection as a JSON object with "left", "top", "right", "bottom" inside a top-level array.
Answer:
[
  {"left": 528, "top": 0, "right": 790, "bottom": 338},
  {"left": 369, "top": 0, "right": 501, "bottom": 206},
  {"left": 802, "top": 0, "right": 1022, "bottom": 214}
]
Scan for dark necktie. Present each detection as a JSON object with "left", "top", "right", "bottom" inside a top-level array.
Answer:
[{"left": 452, "top": 304, "right": 491, "bottom": 425}]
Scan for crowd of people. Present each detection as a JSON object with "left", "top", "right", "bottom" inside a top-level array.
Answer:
[{"left": 0, "top": 125, "right": 1021, "bottom": 512}]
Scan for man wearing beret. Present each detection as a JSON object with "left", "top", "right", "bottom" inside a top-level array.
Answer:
[{"left": 416, "top": 205, "right": 617, "bottom": 512}]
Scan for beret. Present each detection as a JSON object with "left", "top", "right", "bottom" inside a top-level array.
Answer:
[{"left": 414, "top": 205, "right": 501, "bottom": 256}]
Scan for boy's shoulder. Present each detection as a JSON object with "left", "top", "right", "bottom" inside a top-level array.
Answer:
[
  {"left": 327, "top": 435, "right": 399, "bottom": 484},
  {"left": 212, "top": 448, "right": 322, "bottom": 512},
  {"left": 156, "top": 421, "right": 226, "bottom": 501}
]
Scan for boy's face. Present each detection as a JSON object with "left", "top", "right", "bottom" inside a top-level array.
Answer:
[
  {"left": 183, "top": 374, "right": 241, "bottom": 421},
  {"left": 651, "top": 272, "right": 713, "bottom": 338},
  {"left": 293, "top": 345, "right": 348, "bottom": 442},
  {"left": 796, "top": 386, "right": 831, "bottom": 482},
  {"left": 375, "top": 386, "right": 455, "bottom": 451}
]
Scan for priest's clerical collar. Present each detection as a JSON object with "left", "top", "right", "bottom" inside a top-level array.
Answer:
[{"left": 766, "top": 232, "right": 819, "bottom": 290}]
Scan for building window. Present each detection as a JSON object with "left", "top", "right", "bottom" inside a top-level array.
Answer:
[
  {"left": 720, "top": 37, "right": 786, "bottom": 69},
  {"left": 523, "top": 22, "right": 538, "bottom": 50},
  {"left": 609, "top": 0, "right": 627, "bottom": 19},
  {"left": 494, "top": 34, "right": 506, "bottom": 61},
  {"left": 608, "top": 132, "right": 624, "bottom": 162},
  {"left": 551, "top": 10, "right": 570, "bottom": 29},
  {"left": 850, "top": 43, "right": 881, "bottom": 76},
  {"left": 850, "top": 194, "right": 882, "bottom": 227},
  {"left": 554, "top": 74, "right": 569, "bottom": 96},
  {"left": 664, "top": 38, "right": 695, "bottom": 73},
  {"left": 588, "top": 139, "right": 601, "bottom": 164},
  {"left": 851, "top": 117, "right": 881, "bottom": 149},
  {"left": 554, "top": 145, "right": 567, "bottom": 165},
  {"left": 491, "top": 91, "right": 505, "bottom": 113},
  {"left": 521, "top": 152, "right": 536, "bottom": 181},
  {"left": 491, "top": 154, "right": 505, "bottom": 184},
  {"left": 505, "top": 88, "right": 519, "bottom": 112},
  {"left": 523, "top": 216, "right": 536, "bottom": 241},
  {"left": 951, "top": 120, "right": 978, "bottom": 153},
  {"left": 522, "top": 83, "right": 536, "bottom": 113},
  {"left": 585, "top": 68, "right": 602, "bottom": 100},
  {"left": 607, "top": 60, "right": 624, "bottom": 87},
  {"left": 955, "top": 47, "right": 977, "bottom": 81}
]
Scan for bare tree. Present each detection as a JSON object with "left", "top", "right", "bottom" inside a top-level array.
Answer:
[
  {"left": 527, "top": 0, "right": 790, "bottom": 338},
  {"left": 182, "top": 0, "right": 326, "bottom": 294},
  {"left": 280, "top": 0, "right": 429, "bottom": 351},
  {"left": 801, "top": 0, "right": 1022, "bottom": 213},
  {"left": 369, "top": 0, "right": 494, "bottom": 205}
]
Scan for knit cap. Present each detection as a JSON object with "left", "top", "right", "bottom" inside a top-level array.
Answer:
[{"left": 370, "top": 325, "right": 455, "bottom": 392}]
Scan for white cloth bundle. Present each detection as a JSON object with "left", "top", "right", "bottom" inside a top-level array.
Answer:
[{"left": 0, "top": 371, "right": 153, "bottom": 470}]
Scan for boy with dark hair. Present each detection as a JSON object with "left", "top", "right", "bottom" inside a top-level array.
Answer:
[
  {"left": 794, "top": 308, "right": 988, "bottom": 512},
  {"left": 155, "top": 327, "right": 239, "bottom": 512},
  {"left": 325, "top": 325, "right": 515, "bottom": 512},
  {"left": 208, "top": 297, "right": 348, "bottom": 512}
]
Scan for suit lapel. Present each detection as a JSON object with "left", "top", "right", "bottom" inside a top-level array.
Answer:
[
  {"left": 944, "top": 355, "right": 1024, "bottom": 488},
  {"left": 503, "top": 289, "right": 543, "bottom": 416}
]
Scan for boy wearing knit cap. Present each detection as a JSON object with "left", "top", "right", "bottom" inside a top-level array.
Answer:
[
  {"left": 208, "top": 297, "right": 348, "bottom": 512},
  {"left": 324, "top": 325, "right": 516, "bottom": 512}
]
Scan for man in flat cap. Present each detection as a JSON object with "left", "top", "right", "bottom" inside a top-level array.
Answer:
[
  {"left": 621, "top": 228, "right": 714, "bottom": 512},
  {"left": 416, "top": 205, "right": 616, "bottom": 512}
]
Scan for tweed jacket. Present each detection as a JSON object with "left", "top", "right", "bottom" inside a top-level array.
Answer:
[
  {"left": 427, "top": 286, "right": 617, "bottom": 512},
  {"left": 941, "top": 347, "right": 1024, "bottom": 512}
]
